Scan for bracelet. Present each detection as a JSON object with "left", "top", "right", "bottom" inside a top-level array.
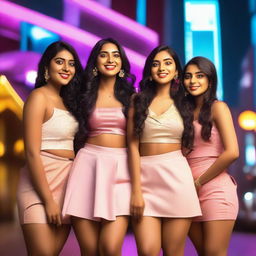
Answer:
[{"left": 194, "top": 178, "right": 202, "bottom": 188}]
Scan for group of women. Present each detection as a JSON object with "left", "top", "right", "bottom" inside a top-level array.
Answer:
[{"left": 16, "top": 38, "right": 239, "bottom": 256}]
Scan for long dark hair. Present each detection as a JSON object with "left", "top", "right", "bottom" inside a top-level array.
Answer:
[
  {"left": 133, "top": 45, "right": 189, "bottom": 145},
  {"left": 74, "top": 38, "right": 135, "bottom": 153},
  {"left": 182, "top": 56, "right": 218, "bottom": 152},
  {"left": 35, "top": 41, "right": 83, "bottom": 114}
]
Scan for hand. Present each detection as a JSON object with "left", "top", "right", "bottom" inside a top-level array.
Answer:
[
  {"left": 45, "top": 199, "right": 62, "bottom": 226},
  {"left": 194, "top": 178, "right": 202, "bottom": 193},
  {"left": 130, "top": 191, "right": 145, "bottom": 221}
]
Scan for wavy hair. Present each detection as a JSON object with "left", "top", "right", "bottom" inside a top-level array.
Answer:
[
  {"left": 133, "top": 45, "right": 190, "bottom": 149},
  {"left": 74, "top": 38, "right": 135, "bottom": 153},
  {"left": 182, "top": 56, "right": 217, "bottom": 152},
  {"left": 35, "top": 41, "right": 83, "bottom": 115}
]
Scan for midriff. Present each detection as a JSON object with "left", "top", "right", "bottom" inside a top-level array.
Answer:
[
  {"left": 87, "top": 134, "right": 126, "bottom": 148},
  {"left": 139, "top": 143, "right": 181, "bottom": 156},
  {"left": 43, "top": 149, "right": 75, "bottom": 159}
]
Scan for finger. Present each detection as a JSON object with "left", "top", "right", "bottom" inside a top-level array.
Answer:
[{"left": 56, "top": 215, "right": 62, "bottom": 226}]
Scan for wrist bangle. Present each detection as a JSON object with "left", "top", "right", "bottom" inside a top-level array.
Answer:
[{"left": 195, "top": 178, "right": 202, "bottom": 188}]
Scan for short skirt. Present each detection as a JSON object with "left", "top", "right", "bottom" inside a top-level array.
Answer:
[
  {"left": 140, "top": 150, "right": 201, "bottom": 218},
  {"left": 62, "top": 144, "right": 131, "bottom": 221},
  {"left": 187, "top": 157, "right": 238, "bottom": 222},
  {"left": 17, "top": 151, "right": 73, "bottom": 224}
]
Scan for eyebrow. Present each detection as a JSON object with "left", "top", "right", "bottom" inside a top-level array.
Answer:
[
  {"left": 54, "top": 57, "right": 75, "bottom": 61},
  {"left": 99, "top": 50, "right": 120, "bottom": 54},
  {"left": 185, "top": 71, "right": 204, "bottom": 74},
  {"left": 153, "top": 57, "right": 173, "bottom": 62}
]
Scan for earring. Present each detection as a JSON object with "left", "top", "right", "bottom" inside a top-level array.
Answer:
[
  {"left": 149, "top": 76, "right": 152, "bottom": 81},
  {"left": 44, "top": 69, "right": 50, "bottom": 82},
  {"left": 184, "top": 90, "right": 188, "bottom": 97},
  {"left": 93, "top": 67, "right": 98, "bottom": 77},
  {"left": 119, "top": 69, "right": 125, "bottom": 78}
]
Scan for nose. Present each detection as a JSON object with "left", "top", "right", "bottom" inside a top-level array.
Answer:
[
  {"left": 191, "top": 75, "right": 197, "bottom": 83},
  {"left": 159, "top": 62, "right": 165, "bottom": 71},
  {"left": 107, "top": 55, "right": 114, "bottom": 63},
  {"left": 62, "top": 61, "right": 69, "bottom": 72}
]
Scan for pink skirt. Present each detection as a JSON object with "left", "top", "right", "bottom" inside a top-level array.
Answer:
[
  {"left": 62, "top": 144, "right": 131, "bottom": 221},
  {"left": 140, "top": 150, "right": 202, "bottom": 218},
  {"left": 187, "top": 157, "right": 238, "bottom": 221},
  {"left": 17, "top": 152, "right": 73, "bottom": 224}
]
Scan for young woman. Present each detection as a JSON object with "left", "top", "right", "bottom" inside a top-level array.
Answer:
[
  {"left": 17, "top": 41, "right": 83, "bottom": 255},
  {"left": 183, "top": 56, "right": 239, "bottom": 256},
  {"left": 62, "top": 38, "right": 135, "bottom": 256},
  {"left": 127, "top": 45, "right": 201, "bottom": 256}
]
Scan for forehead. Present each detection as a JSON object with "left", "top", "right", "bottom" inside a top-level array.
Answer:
[
  {"left": 185, "top": 64, "right": 201, "bottom": 73},
  {"left": 100, "top": 43, "right": 119, "bottom": 52},
  {"left": 153, "top": 50, "right": 173, "bottom": 61},
  {"left": 54, "top": 49, "right": 74, "bottom": 60}
]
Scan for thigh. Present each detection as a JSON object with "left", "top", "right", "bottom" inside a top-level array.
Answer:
[
  {"left": 162, "top": 218, "right": 191, "bottom": 256},
  {"left": 132, "top": 217, "right": 162, "bottom": 256},
  {"left": 188, "top": 222, "right": 204, "bottom": 256},
  {"left": 22, "top": 223, "right": 70, "bottom": 256},
  {"left": 99, "top": 216, "right": 129, "bottom": 256},
  {"left": 203, "top": 220, "right": 235, "bottom": 256},
  {"left": 71, "top": 216, "right": 100, "bottom": 256}
]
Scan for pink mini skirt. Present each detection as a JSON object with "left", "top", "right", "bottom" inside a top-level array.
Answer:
[
  {"left": 187, "top": 157, "right": 238, "bottom": 222},
  {"left": 17, "top": 151, "right": 73, "bottom": 224},
  {"left": 62, "top": 144, "right": 131, "bottom": 221},
  {"left": 140, "top": 150, "right": 201, "bottom": 218}
]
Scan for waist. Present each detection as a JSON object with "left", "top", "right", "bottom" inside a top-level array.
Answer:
[
  {"left": 41, "top": 139, "right": 74, "bottom": 151},
  {"left": 86, "top": 134, "right": 126, "bottom": 148},
  {"left": 139, "top": 143, "right": 181, "bottom": 156},
  {"left": 42, "top": 149, "right": 75, "bottom": 159}
]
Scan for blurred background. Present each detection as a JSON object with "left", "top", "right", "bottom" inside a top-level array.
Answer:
[{"left": 0, "top": 0, "right": 255, "bottom": 255}]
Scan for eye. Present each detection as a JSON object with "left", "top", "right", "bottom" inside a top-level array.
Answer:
[
  {"left": 55, "top": 59, "right": 63, "bottom": 65},
  {"left": 69, "top": 61, "right": 75, "bottom": 67},
  {"left": 197, "top": 74, "right": 205, "bottom": 78},
  {"left": 99, "top": 53, "right": 106, "bottom": 58},
  {"left": 113, "top": 53, "right": 120, "bottom": 58},
  {"left": 184, "top": 74, "right": 191, "bottom": 79},
  {"left": 165, "top": 61, "right": 172, "bottom": 65},
  {"left": 152, "top": 62, "right": 159, "bottom": 67}
]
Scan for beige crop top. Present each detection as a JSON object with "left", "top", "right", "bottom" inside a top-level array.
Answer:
[
  {"left": 140, "top": 104, "right": 184, "bottom": 143},
  {"left": 41, "top": 108, "right": 78, "bottom": 150}
]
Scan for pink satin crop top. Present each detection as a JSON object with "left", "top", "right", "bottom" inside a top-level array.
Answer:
[
  {"left": 187, "top": 120, "right": 224, "bottom": 159},
  {"left": 88, "top": 107, "right": 126, "bottom": 137},
  {"left": 41, "top": 108, "right": 78, "bottom": 150},
  {"left": 140, "top": 104, "right": 184, "bottom": 143}
]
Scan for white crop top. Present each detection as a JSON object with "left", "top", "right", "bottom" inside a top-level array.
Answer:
[{"left": 41, "top": 108, "right": 78, "bottom": 150}]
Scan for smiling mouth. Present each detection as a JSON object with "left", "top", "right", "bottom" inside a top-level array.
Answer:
[
  {"left": 104, "top": 65, "right": 116, "bottom": 70},
  {"left": 189, "top": 86, "right": 200, "bottom": 91},
  {"left": 158, "top": 73, "right": 168, "bottom": 78},
  {"left": 59, "top": 73, "right": 70, "bottom": 79}
]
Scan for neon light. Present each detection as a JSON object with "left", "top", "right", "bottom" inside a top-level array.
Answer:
[
  {"left": 30, "top": 26, "right": 55, "bottom": 40},
  {"left": 136, "top": 0, "right": 147, "bottom": 25},
  {"left": 245, "top": 133, "right": 256, "bottom": 166}
]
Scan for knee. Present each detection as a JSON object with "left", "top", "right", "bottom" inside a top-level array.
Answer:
[
  {"left": 99, "top": 243, "right": 121, "bottom": 256},
  {"left": 204, "top": 245, "right": 227, "bottom": 256},
  {"left": 28, "top": 248, "right": 55, "bottom": 256},
  {"left": 137, "top": 245, "right": 160, "bottom": 256}
]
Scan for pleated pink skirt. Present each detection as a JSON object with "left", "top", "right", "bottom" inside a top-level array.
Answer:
[
  {"left": 62, "top": 143, "right": 131, "bottom": 221},
  {"left": 17, "top": 151, "right": 73, "bottom": 224},
  {"left": 187, "top": 157, "right": 238, "bottom": 221},
  {"left": 140, "top": 150, "right": 202, "bottom": 218}
]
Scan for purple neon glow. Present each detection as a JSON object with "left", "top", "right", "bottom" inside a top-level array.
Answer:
[{"left": 65, "top": 0, "right": 158, "bottom": 45}]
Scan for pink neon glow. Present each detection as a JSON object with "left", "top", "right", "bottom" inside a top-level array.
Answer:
[{"left": 66, "top": 0, "right": 158, "bottom": 45}]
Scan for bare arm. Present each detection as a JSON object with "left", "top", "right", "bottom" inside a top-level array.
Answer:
[
  {"left": 127, "top": 101, "right": 145, "bottom": 219},
  {"left": 23, "top": 90, "right": 62, "bottom": 225},
  {"left": 195, "top": 101, "right": 239, "bottom": 187}
]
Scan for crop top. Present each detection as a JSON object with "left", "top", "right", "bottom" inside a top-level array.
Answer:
[
  {"left": 140, "top": 104, "right": 184, "bottom": 143},
  {"left": 41, "top": 108, "right": 78, "bottom": 150},
  {"left": 88, "top": 107, "right": 126, "bottom": 137},
  {"left": 187, "top": 120, "right": 224, "bottom": 159}
]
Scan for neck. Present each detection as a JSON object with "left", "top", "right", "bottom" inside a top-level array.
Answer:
[
  {"left": 195, "top": 95, "right": 204, "bottom": 108},
  {"left": 46, "top": 81, "right": 61, "bottom": 94},
  {"left": 155, "top": 83, "right": 171, "bottom": 98},
  {"left": 99, "top": 76, "right": 116, "bottom": 92}
]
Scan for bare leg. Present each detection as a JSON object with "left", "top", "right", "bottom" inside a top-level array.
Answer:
[
  {"left": 132, "top": 217, "right": 162, "bottom": 256},
  {"left": 22, "top": 223, "right": 70, "bottom": 256},
  {"left": 203, "top": 220, "right": 235, "bottom": 256},
  {"left": 189, "top": 222, "right": 204, "bottom": 256},
  {"left": 71, "top": 216, "right": 100, "bottom": 256},
  {"left": 162, "top": 218, "right": 191, "bottom": 256},
  {"left": 99, "top": 216, "right": 129, "bottom": 256}
]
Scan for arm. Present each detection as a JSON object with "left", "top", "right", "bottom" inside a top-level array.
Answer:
[
  {"left": 127, "top": 102, "right": 145, "bottom": 220},
  {"left": 23, "top": 90, "right": 62, "bottom": 225},
  {"left": 195, "top": 101, "right": 239, "bottom": 188}
]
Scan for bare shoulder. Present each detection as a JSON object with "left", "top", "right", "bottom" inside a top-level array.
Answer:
[
  {"left": 24, "top": 88, "right": 47, "bottom": 110},
  {"left": 212, "top": 100, "right": 232, "bottom": 121}
]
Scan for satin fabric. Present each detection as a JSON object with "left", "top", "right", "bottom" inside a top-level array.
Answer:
[
  {"left": 62, "top": 144, "right": 131, "bottom": 221},
  {"left": 17, "top": 151, "right": 73, "bottom": 224},
  {"left": 140, "top": 150, "right": 202, "bottom": 218}
]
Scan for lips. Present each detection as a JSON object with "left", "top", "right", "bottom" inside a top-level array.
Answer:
[
  {"left": 189, "top": 86, "right": 200, "bottom": 91},
  {"left": 104, "top": 65, "right": 116, "bottom": 70},
  {"left": 59, "top": 73, "right": 70, "bottom": 79},
  {"left": 158, "top": 73, "right": 168, "bottom": 78}
]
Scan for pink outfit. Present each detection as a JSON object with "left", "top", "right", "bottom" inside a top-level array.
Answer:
[
  {"left": 187, "top": 121, "right": 238, "bottom": 221},
  {"left": 139, "top": 104, "right": 201, "bottom": 217},
  {"left": 17, "top": 108, "right": 77, "bottom": 224},
  {"left": 63, "top": 107, "right": 130, "bottom": 221},
  {"left": 17, "top": 152, "right": 73, "bottom": 224},
  {"left": 88, "top": 107, "right": 126, "bottom": 137}
]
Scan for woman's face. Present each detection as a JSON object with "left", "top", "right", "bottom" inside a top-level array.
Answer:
[
  {"left": 151, "top": 50, "right": 177, "bottom": 85},
  {"left": 183, "top": 64, "right": 210, "bottom": 97},
  {"left": 47, "top": 49, "right": 76, "bottom": 86},
  {"left": 96, "top": 43, "right": 122, "bottom": 77}
]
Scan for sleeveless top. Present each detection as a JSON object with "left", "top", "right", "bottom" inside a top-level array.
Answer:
[
  {"left": 187, "top": 120, "right": 224, "bottom": 159},
  {"left": 41, "top": 108, "right": 78, "bottom": 150},
  {"left": 140, "top": 104, "right": 184, "bottom": 143},
  {"left": 88, "top": 107, "right": 126, "bottom": 137}
]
